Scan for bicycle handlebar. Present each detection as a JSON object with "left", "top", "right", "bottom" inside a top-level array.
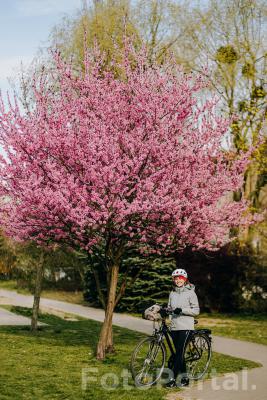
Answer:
[
  {"left": 159, "top": 306, "right": 180, "bottom": 317},
  {"left": 159, "top": 306, "right": 198, "bottom": 324}
]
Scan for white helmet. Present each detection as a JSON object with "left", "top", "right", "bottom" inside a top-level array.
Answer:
[{"left": 171, "top": 268, "right": 188, "bottom": 279}]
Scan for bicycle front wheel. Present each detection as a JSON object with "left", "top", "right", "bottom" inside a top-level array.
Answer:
[
  {"left": 184, "top": 332, "right": 212, "bottom": 380},
  {"left": 130, "top": 336, "right": 166, "bottom": 387}
]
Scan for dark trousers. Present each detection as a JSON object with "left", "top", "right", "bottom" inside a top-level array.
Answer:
[{"left": 170, "top": 330, "right": 192, "bottom": 380}]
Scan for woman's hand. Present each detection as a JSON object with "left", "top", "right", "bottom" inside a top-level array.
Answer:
[{"left": 159, "top": 308, "right": 169, "bottom": 318}]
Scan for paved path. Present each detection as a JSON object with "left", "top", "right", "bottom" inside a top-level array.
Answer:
[
  {"left": 0, "top": 307, "right": 45, "bottom": 326},
  {"left": 0, "top": 289, "right": 266, "bottom": 399},
  {"left": 0, "top": 307, "right": 34, "bottom": 326}
]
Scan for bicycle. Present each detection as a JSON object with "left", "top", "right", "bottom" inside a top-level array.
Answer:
[{"left": 130, "top": 306, "right": 212, "bottom": 387}]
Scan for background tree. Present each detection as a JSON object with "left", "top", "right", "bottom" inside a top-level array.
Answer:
[
  {"left": 13, "top": 244, "right": 86, "bottom": 292},
  {"left": 0, "top": 239, "right": 87, "bottom": 331},
  {"left": 50, "top": 0, "right": 189, "bottom": 68},
  {"left": 14, "top": 243, "right": 87, "bottom": 331},
  {"left": 51, "top": 0, "right": 140, "bottom": 71},
  {"left": 172, "top": 0, "right": 267, "bottom": 248},
  {"left": 132, "top": 0, "right": 184, "bottom": 63},
  {"left": 0, "top": 233, "right": 17, "bottom": 276}
]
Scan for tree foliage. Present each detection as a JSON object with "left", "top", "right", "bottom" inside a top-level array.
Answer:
[
  {"left": 0, "top": 42, "right": 256, "bottom": 358},
  {"left": 169, "top": 0, "right": 267, "bottom": 248},
  {"left": 51, "top": 0, "right": 140, "bottom": 72}
]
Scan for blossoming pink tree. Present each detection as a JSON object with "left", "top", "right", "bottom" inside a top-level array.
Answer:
[{"left": 0, "top": 46, "right": 253, "bottom": 359}]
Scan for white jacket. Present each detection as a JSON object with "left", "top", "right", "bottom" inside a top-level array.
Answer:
[{"left": 168, "top": 283, "right": 200, "bottom": 330}]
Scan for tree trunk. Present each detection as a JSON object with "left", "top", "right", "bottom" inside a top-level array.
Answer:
[
  {"left": 96, "top": 263, "right": 119, "bottom": 360},
  {"left": 239, "top": 164, "right": 259, "bottom": 244},
  {"left": 31, "top": 251, "right": 45, "bottom": 332},
  {"left": 105, "top": 316, "right": 114, "bottom": 354}
]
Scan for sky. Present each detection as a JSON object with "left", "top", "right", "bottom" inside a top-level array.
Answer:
[
  {"left": 0, "top": 0, "right": 80, "bottom": 95},
  {"left": 0, "top": 0, "right": 208, "bottom": 97}
]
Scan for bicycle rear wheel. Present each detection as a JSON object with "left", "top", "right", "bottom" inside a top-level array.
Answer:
[
  {"left": 130, "top": 336, "right": 166, "bottom": 387},
  {"left": 184, "top": 332, "right": 211, "bottom": 380}
]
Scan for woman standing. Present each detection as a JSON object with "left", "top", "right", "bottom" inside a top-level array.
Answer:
[{"left": 165, "top": 268, "right": 200, "bottom": 388}]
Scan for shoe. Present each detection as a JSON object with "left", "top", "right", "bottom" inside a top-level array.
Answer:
[
  {"left": 177, "top": 377, "right": 189, "bottom": 387},
  {"left": 165, "top": 379, "right": 177, "bottom": 388}
]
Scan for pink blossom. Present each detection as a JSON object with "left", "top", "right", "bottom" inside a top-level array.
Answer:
[{"left": 0, "top": 45, "right": 258, "bottom": 255}]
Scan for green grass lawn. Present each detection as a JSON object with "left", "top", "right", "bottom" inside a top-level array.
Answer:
[
  {"left": 0, "top": 306, "right": 261, "bottom": 400},
  {"left": 197, "top": 313, "right": 267, "bottom": 346}
]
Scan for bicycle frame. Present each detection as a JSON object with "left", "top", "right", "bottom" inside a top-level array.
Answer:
[
  {"left": 131, "top": 317, "right": 212, "bottom": 386},
  {"left": 185, "top": 336, "right": 203, "bottom": 362},
  {"left": 153, "top": 319, "right": 212, "bottom": 361},
  {"left": 153, "top": 318, "right": 176, "bottom": 356}
]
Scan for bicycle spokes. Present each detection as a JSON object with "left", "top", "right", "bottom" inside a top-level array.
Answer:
[
  {"left": 131, "top": 337, "right": 166, "bottom": 386},
  {"left": 185, "top": 333, "right": 211, "bottom": 380}
]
